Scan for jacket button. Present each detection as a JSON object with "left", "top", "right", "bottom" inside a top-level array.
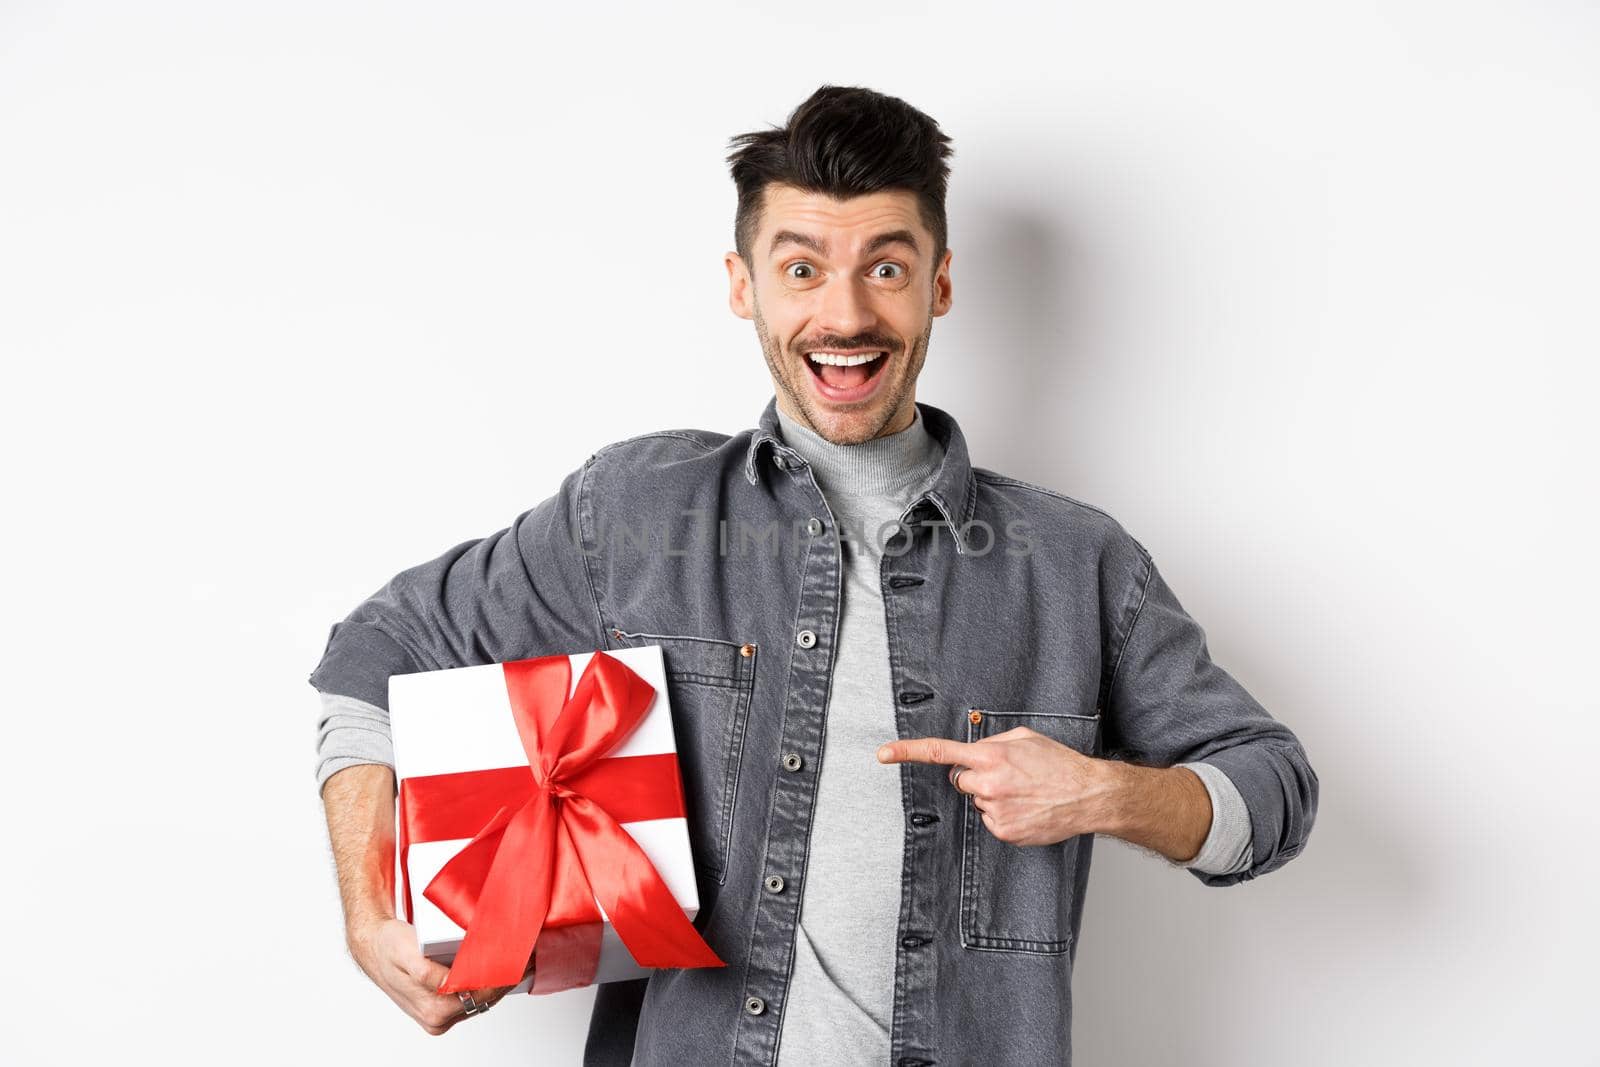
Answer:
[
  {"left": 782, "top": 752, "right": 804, "bottom": 772},
  {"left": 795, "top": 629, "right": 816, "bottom": 649},
  {"left": 764, "top": 874, "right": 786, "bottom": 893},
  {"left": 909, "top": 812, "right": 940, "bottom": 827},
  {"left": 740, "top": 642, "right": 756, "bottom": 658},
  {"left": 744, "top": 995, "right": 766, "bottom": 1015},
  {"left": 900, "top": 934, "right": 929, "bottom": 949},
  {"left": 805, "top": 516, "right": 824, "bottom": 536}
]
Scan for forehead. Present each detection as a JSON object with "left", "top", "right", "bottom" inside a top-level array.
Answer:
[{"left": 756, "top": 183, "right": 928, "bottom": 257}]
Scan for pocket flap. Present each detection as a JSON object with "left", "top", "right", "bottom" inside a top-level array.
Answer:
[{"left": 610, "top": 627, "right": 752, "bottom": 687}]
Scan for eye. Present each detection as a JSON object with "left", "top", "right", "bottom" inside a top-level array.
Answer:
[
  {"left": 871, "top": 262, "right": 905, "bottom": 280},
  {"left": 786, "top": 262, "right": 816, "bottom": 280}
]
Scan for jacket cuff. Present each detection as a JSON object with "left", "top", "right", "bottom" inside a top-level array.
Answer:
[
  {"left": 1186, "top": 740, "right": 1318, "bottom": 887},
  {"left": 307, "top": 620, "right": 419, "bottom": 711}
]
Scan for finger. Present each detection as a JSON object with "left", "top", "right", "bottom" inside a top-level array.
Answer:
[
  {"left": 878, "top": 736, "right": 997, "bottom": 767},
  {"left": 431, "top": 988, "right": 488, "bottom": 1031},
  {"left": 946, "top": 764, "right": 980, "bottom": 793},
  {"left": 412, "top": 981, "right": 468, "bottom": 1035},
  {"left": 405, "top": 956, "right": 475, "bottom": 1024},
  {"left": 462, "top": 986, "right": 503, "bottom": 1014},
  {"left": 950, "top": 768, "right": 995, "bottom": 799}
]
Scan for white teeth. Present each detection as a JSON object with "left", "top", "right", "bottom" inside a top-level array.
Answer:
[{"left": 806, "top": 351, "right": 886, "bottom": 367}]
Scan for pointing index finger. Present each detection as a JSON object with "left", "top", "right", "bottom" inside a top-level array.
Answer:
[{"left": 877, "top": 736, "right": 995, "bottom": 767}]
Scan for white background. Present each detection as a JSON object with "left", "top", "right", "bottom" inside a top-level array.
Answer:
[{"left": 4, "top": 2, "right": 1595, "bottom": 1064}]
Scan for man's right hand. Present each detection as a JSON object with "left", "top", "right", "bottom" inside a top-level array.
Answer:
[
  {"left": 347, "top": 915, "right": 531, "bottom": 1035},
  {"left": 322, "top": 764, "right": 535, "bottom": 1034}
]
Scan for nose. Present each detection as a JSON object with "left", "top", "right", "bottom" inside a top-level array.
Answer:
[{"left": 814, "top": 273, "right": 878, "bottom": 340}]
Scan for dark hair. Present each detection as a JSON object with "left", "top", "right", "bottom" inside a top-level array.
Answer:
[{"left": 725, "top": 85, "right": 954, "bottom": 267}]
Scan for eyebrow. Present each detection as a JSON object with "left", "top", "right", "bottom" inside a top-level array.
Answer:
[{"left": 768, "top": 228, "right": 921, "bottom": 259}]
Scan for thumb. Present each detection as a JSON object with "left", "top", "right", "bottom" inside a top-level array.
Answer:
[{"left": 403, "top": 952, "right": 455, "bottom": 993}]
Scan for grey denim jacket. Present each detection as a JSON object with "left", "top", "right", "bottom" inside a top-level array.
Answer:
[{"left": 307, "top": 396, "right": 1319, "bottom": 1066}]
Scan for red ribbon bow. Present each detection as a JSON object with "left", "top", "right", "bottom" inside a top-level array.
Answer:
[{"left": 396, "top": 650, "right": 725, "bottom": 994}]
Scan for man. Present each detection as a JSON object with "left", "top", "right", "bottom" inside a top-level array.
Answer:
[{"left": 311, "top": 84, "right": 1318, "bottom": 1065}]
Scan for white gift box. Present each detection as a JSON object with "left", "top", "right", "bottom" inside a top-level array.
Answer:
[{"left": 389, "top": 645, "right": 701, "bottom": 994}]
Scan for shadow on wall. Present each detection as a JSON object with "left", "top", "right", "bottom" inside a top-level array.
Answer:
[
  {"left": 935, "top": 201, "right": 1099, "bottom": 491},
  {"left": 946, "top": 198, "right": 1405, "bottom": 1063}
]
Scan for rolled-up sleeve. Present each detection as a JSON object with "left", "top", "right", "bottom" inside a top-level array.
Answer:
[
  {"left": 1105, "top": 545, "right": 1318, "bottom": 887},
  {"left": 315, "top": 691, "right": 395, "bottom": 790},
  {"left": 308, "top": 461, "right": 603, "bottom": 784},
  {"left": 1175, "top": 761, "right": 1254, "bottom": 876}
]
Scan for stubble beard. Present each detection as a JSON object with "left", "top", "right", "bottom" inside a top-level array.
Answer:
[{"left": 753, "top": 298, "right": 932, "bottom": 446}]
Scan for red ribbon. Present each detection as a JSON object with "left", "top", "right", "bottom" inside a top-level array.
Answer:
[{"left": 396, "top": 650, "right": 725, "bottom": 994}]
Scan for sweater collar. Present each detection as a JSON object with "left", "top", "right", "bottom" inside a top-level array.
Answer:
[
  {"left": 742, "top": 394, "right": 982, "bottom": 555},
  {"left": 772, "top": 402, "right": 943, "bottom": 501}
]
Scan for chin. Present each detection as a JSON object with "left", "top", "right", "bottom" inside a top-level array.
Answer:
[{"left": 808, "top": 402, "right": 898, "bottom": 445}]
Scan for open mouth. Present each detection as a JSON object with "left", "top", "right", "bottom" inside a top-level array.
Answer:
[{"left": 803, "top": 349, "right": 890, "bottom": 403}]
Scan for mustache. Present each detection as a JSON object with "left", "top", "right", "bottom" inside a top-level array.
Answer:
[{"left": 792, "top": 336, "right": 898, "bottom": 354}]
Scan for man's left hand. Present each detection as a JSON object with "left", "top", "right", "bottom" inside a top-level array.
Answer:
[{"left": 877, "top": 727, "right": 1116, "bottom": 846}]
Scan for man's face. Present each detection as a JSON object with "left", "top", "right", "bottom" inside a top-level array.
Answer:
[{"left": 725, "top": 183, "right": 953, "bottom": 445}]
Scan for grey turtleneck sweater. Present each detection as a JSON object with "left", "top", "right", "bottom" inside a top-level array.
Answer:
[
  {"left": 311, "top": 404, "right": 1253, "bottom": 1057},
  {"left": 770, "top": 404, "right": 950, "bottom": 1064}
]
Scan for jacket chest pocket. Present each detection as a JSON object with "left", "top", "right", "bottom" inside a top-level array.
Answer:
[
  {"left": 609, "top": 627, "right": 757, "bottom": 886},
  {"left": 960, "top": 707, "right": 1101, "bottom": 955}
]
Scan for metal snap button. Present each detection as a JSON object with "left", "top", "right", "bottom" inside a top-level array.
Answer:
[
  {"left": 740, "top": 642, "right": 755, "bottom": 658},
  {"left": 744, "top": 995, "right": 766, "bottom": 1015},
  {"left": 968, "top": 709, "right": 984, "bottom": 725},
  {"left": 796, "top": 629, "right": 816, "bottom": 649},
  {"left": 764, "top": 874, "right": 785, "bottom": 893},
  {"left": 805, "top": 517, "right": 823, "bottom": 536},
  {"left": 782, "top": 753, "right": 803, "bottom": 772}
]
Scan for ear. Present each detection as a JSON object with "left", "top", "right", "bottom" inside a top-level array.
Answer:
[
  {"left": 725, "top": 252, "right": 754, "bottom": 320},
  {"left": 931, "top": 247, "right": 954, "bottom": 317}
]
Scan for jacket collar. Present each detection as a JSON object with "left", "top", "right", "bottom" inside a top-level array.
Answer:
[{"left": 743, "top": 394, "right": 980, "bottom": 555}]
